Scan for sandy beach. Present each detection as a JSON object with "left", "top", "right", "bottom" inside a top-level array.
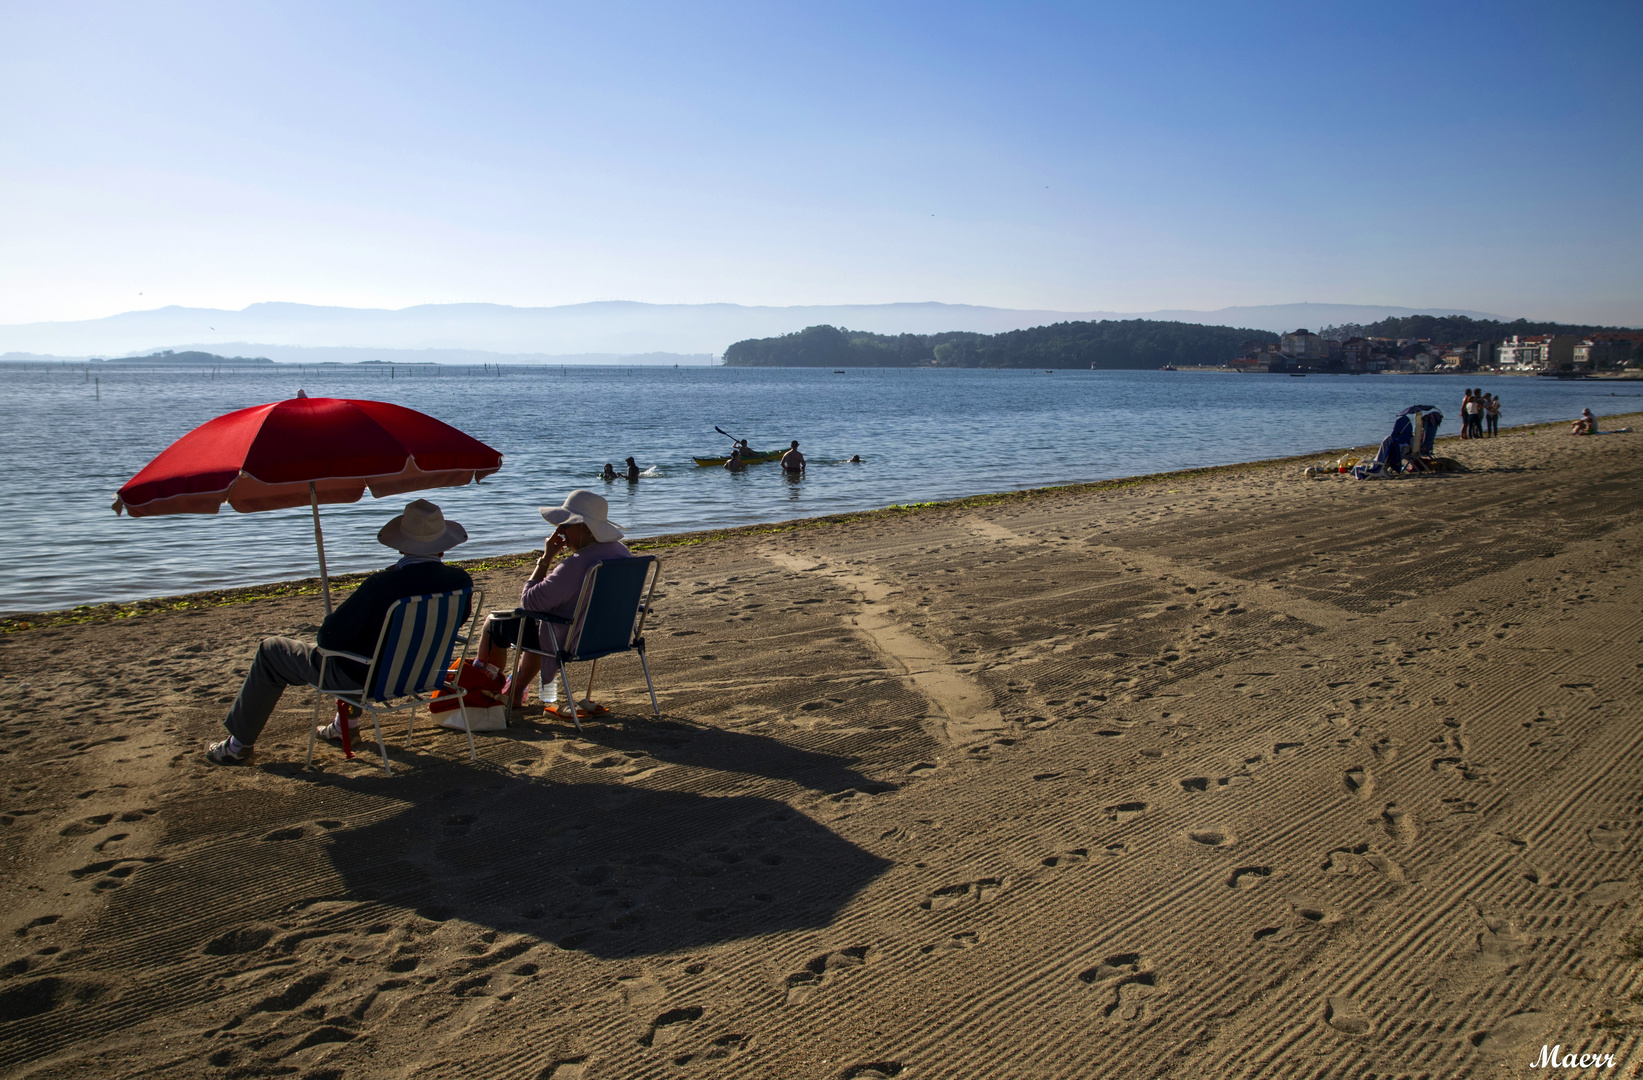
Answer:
[{"left": 2, "top": 413, "right": 1641, "bottom": 1079}]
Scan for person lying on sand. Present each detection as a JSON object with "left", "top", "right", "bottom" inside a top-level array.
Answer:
[
  {"left": 724, "top": 448, "right": 747, "bottom": 472},
  {"left": 781, "top": 440, "right": 805, "bottom": 473},
  {"left": 476, "top": 489, "right": 633, "bottom": 710},
  {"left": 206, "top": 500, "right": 472, "bottom": 765}
]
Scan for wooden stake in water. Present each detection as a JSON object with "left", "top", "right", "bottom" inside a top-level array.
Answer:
[{"left": 95, "top": 377, "right": 99, "bottom": 401}]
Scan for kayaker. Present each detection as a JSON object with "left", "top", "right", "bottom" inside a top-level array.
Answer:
[
  {"left": 781, "top": 440, "right": 805, "bottom": 473},
  {"left": 724, "top": 448, "right": 747, "bottom": 472},
  {"left": 625, "top": 456, "right": 641, "bottom": 481}
]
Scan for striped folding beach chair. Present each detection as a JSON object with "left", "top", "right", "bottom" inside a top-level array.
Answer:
[
  {"left": 505, "top": 556, "right": 660, "bottom": 732},
  {"left": 304, "top": 588, "right": 484, "bottom": 774}
]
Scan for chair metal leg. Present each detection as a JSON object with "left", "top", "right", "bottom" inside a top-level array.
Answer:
[
  {"left": 558, "top": 663, "right": 583, "bottom": 733},
  {"left": 306, "top": 689, "right": 322, "bottom": 768},
  {"left": 637, "top": 647, "right": 660, "bottom": 717},
  {"left": 367, "top": 708, "right": 391, "bottom": 774},
  {"left": 457, "top": 689, "right": 477, "bottom": 761},
  {"left": 506, "top": 632, "right": 527, "bottom": 727}
]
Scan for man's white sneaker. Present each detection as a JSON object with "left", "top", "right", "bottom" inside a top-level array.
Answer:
[
  {"left": 315, "top": 718, "right": 362, "bottom": 744},
  {"left": 206, "top": 738, "right": 252, "bottom": 765}
]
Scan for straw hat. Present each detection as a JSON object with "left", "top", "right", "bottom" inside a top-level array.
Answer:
[
  {"left": 378, "top": 499, "right": 468, "bottom": 554},
  {"left": 540, "top": 489, "right": 625, "bottom": 543}
]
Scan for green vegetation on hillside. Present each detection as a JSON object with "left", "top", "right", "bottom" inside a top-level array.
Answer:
[
  {"left": 1317, "top": 315, "right": 1635, "bottom": 342},
  {"left": 722, "top": 320, "right": 1278, "bottom": 369},
  {"left": 92, "top": 349, "right": 274, "bottom": 364}
]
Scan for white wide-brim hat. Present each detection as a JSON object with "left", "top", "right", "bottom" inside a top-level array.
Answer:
[
  {"left": 378, "top": 498, "right": 468, "bottom": 555},
  {"left": 540, "top": 488, "right": 625, "bottom": 543}
]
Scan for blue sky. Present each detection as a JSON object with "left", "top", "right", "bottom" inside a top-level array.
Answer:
[{"left": 2, "top": 0, "right": 1638, "bottom": 324}]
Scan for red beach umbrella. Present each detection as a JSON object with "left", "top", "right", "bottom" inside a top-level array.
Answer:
[{"left": 113, "top": 391, "right": 502, "bottom": 612}]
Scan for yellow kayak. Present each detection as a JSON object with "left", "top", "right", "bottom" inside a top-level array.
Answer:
[{"left": 693, "top": 449, "right": 783, "bottom": 467}]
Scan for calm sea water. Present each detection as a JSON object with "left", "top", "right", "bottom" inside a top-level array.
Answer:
[{"left": 4, "top": 363, "right": 1631, "bottom": 613}]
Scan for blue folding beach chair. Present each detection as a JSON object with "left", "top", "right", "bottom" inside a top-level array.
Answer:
[
  {"left": 304, "top": 587, "right": 484, "bottom": 774},
  {"left": 505, "top": 557, "right": 660, "bottom": 732}
]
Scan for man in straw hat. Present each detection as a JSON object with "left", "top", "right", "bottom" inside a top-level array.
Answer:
[
  {"left": 206, "top": 499, "right": 472, "bottom": 765},
  {"left": 476, "top": 489, "right": 632, "bottom": 710}
]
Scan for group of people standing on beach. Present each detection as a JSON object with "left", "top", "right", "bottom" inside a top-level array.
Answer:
[{"left": 1460, "top": 388, "right": 1500, "bottom": 439}]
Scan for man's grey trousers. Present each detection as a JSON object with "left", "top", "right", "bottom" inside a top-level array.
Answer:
[{"left": 223, "top": 637, "right": 362, "bottom": 745}]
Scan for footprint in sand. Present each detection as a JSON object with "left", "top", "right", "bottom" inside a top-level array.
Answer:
[
  {"left": 13, "top": 915, "right": 61, "bottom": 939},
  {"left": 1323, "top": 844, "right": 1404, "bottom": 881},
  {"left": 1577, "top": 881, "right": 1632, "bottom": 906},
  {"left": 1325, "top": 995, "right": 1372, "bottom": 1035},
  {"left": 1470, "top": 1011, "right": 1548, "bottom": 1060},
  {"left": 840, "top": 1064, "right": 903, "bottom": 1079},
  {"left": 1474, "top": 915, "right": 1525, "bottom": 967},
  {"left": 921, "top": 931, "right": 981, "bottom": 954},
  {"left": 1344, "top": 767, "right": 1374, "bottom": 799},
  {"left": 1381, "top": 804, "right": 1418, "bottom": 844},
  {"left": 618, "top": 974, "right": 666, "bottom": 1007},
  {"left": 541, "top": 1056, "right": 589, "bottom": 1079},
  {"left": 1589, "top": 826, "right": 1626, "bottom": 852},
  {"left": 203, "top": 926, "right": 275, "bottom": 956},
  {"left": 1042, "top": 848, "right": 1089, "bottom": 868},
  {"left": 1077, "top": 952, "right": 1158, "bottom": 1021},
  {"left": 1290, "top": 902, "right": 1343, "bottom": 931},
  {"left": 58, "top": 813, "right": 113, "bottom": 837},
  {"left": 68, "top": 856, "right": 162, "bottom": 891},
  {"left": 1106, "top": 802, "right": 1147, "bottom": 824},
  {"left": 1187, "top": 828, "right": 1235, "bottom": 847},
  {"left": 783, "top": 946, "right": 869, "bottom": 1005},
  {"left": 673, "top": 1033, "right": 751, "bottom": 1067},
  {"left": 923, "top": 878, "right": 1006, "bottom": 911},
  {"left": 640, "top": 1006, "right": 703, "bottom": 1047},
  {"left": 1227, "top": 866, "right": 1273, "bottom": 889},
  {"left": 0, "top": 976, "right": 111, "bottom": 1024}
]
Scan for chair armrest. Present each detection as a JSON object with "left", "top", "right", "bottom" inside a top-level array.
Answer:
[
  {"left": 512, "top": 607, "right": 572, "bottom": 625},
  {"left": 315, "top": 646, "right": 374, "bottom": 665}
]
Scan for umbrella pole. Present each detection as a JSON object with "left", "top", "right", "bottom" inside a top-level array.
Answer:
[{"left": 309, "top": 482, "right": 333, "bottom": 615}]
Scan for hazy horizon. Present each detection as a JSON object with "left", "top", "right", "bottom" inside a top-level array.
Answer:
[
  {"left": 0, "top": 298, "right": 1555, "bottom": 361},
  {"left": 3, "top": 2, "right": 1638, "bottom": 326}
]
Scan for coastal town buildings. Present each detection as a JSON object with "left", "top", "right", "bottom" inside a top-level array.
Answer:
[
  {"left": 1230, "top": 327, "right": 1636, "bottom": 374},
  {"left": 1279, "top": 328, "right": 1328, "bottom": 361},
  {"left": 1497, "top": 334, "right": 1576, "bottom": 370},
  {"left": 1574, "top": 333, "right": 1643, "bottom": 369}
]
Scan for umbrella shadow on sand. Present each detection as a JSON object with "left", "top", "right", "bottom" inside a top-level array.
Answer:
[
  {"left": 301, "top": 739, "right": 893, "bottom": 960},
  {"left": 504, "top": 712, "right": 898, "bottom": 795}
]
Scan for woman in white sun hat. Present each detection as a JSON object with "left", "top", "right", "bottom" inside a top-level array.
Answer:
[{"left": 477, "top": 489, "right": 633, "bottom": 709}]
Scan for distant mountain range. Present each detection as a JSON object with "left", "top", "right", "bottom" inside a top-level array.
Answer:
[{"left": 0, "top": 300, "right": 1506, "bottom": 361}]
